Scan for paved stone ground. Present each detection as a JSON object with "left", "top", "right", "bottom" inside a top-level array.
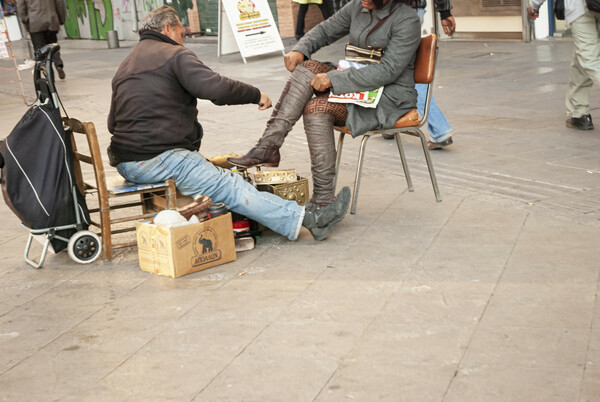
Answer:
[{"left": 0, "top": 36, "right": 599, "bottom": 401}]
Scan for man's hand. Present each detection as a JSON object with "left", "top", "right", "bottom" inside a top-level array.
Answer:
[
  {"left": 310, "top": 73, "right": 332, "bottom": 92},
  {"left": 527, "top": 5, "right": 539, "bottom": 20},
  {"left": 441, "top": 16, "right": 456, "bottom": 36},
  {"left": 258, "top": 92, "right": 272, "bottom": 110},
  {"left": 284, "top": 51, "right": 305, "bottom": 72}
]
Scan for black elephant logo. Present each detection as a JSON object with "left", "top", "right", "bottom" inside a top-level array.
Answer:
[
  {"left": 192, "top": 228, "right": 221, "bottom": 267},
  {"left": 198, "top": 235, "right": 213, "bottom": 253}
]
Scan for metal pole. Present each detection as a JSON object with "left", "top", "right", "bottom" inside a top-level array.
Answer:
[
  {"left": 522, "top": 0, "right": 531, "bottom": 42},
  {"left": 548, "top": 0, "right": 555, "bottom": 37},
  {"left": 132, "top": 0, "right": 139, "bottom": 33},
  {"left": 433, "top": 1, "right": 439, "bottom": 37}
]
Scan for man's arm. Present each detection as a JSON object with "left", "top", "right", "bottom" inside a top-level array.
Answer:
[
  {"left": 55, "top": 0, "right": 66, "bottom": 25},
  {"left": 16, "top": 0, "right": 29, "bottom": 29},
  {"left": 528, "top": 0, "right": 547, "bottom": 19},
  {"left": 433, "top": 0, "right": 456, "bottom": 36},
  {"left": 107, "top": 85, "right": 116, "bottom": 133},
  {"left": 173, "top": 49, "right": 263, "bottom": 107}
]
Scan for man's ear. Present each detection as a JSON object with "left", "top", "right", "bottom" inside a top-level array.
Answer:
[{"left": 161, "top": 23, "right": 172, "bottom": 36}]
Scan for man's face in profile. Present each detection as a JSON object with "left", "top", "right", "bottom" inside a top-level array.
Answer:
[{"left": 162, "top": 20, "right": 185, "bottom": 45}]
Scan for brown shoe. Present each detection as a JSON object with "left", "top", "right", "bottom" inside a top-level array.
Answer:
[
  {"left": 227, "top": 144, "right": 280, "bottom": 168},
  {"left": 427, "top": 137, "right": 453, "bottom": 150},
  {"left": 177, "top": 195, "right": 213, "bottom": 221},
  {"left": 57, "top": 67, "right": 66, "bottom": 80}
]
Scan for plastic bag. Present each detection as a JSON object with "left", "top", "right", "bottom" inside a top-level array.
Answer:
[{"left": 154, "top": 210, "right": 189, "bottom": 228}]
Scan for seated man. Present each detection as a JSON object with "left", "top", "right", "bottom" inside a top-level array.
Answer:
[
  {"left": 107, "top": 5, "right": 350, "bottom": 241},
  {"left": 229, "top": 0, "right": 421, "bottom": 210}
]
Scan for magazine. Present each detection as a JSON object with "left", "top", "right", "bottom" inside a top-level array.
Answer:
[{"left": 328, "top": 60, "right": 384, "bottom": 109}]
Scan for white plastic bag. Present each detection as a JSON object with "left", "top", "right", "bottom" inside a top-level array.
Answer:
[{"left": 154, "top": 210, "right": 188, "bottom": 228}]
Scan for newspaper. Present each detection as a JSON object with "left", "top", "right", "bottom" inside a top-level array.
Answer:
[{"left": 328, "top": 60, "right": 384, "bottom": 109}]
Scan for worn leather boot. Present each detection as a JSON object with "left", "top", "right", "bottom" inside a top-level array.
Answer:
[
  {"left": 228, "top": 65, "right": 315, "bottom": 168},
  {"left": 303, "top": 113, "right": 338, "bottom": 204},
  {"left": 226, "top": 144, "right": 281, "bottom": 168},
  {"left": 303, "top": 186, "right": 351, "bottom": 241}
]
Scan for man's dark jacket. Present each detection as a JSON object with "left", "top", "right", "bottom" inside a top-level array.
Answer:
[{"left": 108, "top": 31, "right": 261, "bottom": 164}]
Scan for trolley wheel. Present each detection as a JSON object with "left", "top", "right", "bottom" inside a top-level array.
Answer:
[{"left": 67, "top": 231, "right": 101, "bottom": 264}]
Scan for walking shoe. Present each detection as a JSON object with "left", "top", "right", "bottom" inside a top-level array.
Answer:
[
  {"left": 427, "top": 136, "right": 453, "bottom": 150},
  {"left": 228, "top": 144, "right": 280, "bottom": 168},
  {"left": 566, "top": 114, "right": 593, "bottom": 130},
  {"left": 302, "top": 186, "right": 351, "bottom": 241},
  {"left": 57, "top": 67, "right": 66, "bottom": 80}
]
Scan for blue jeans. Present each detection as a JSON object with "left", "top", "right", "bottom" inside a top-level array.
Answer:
[
  {"left": 117, "top": 149, "right": 304, "bottom": 240},
  {"left": 416, "top": 8, "right": 453, "bottom": 143}
]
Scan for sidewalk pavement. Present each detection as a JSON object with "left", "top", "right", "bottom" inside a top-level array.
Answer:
[{"left": 0, "top": 36, "right": 599, "bottom": 401}]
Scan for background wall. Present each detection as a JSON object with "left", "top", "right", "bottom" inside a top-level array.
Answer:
[
  {"left": 63, "top": 0, "right": 163, "bottom": 41},
  {"left": 59, "top": 0, "right": 349, "bottom": 41}
]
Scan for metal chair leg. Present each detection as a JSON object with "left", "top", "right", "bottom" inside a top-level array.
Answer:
[
  {"left": 352, "top": 134, "right": 371, "bottom": 214},
  {"left": 393, "top": 132, "right": 414, "bottom": 192},
  {"left": 415, "top": 129, "right": 442, "bottom": 202},
  {"left": 333, "top": 132, "right": 346, "bottom": 191}
]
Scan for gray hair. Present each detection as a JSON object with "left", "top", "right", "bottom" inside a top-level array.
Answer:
[{"left": 138, "top": 5, "right": 181, "bottom": 34}]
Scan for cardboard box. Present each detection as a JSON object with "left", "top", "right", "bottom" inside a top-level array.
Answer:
[
  {"left": 150, "top": 189, "right": 194, "bottom": 210},
  {"left": 135, "top": 213, "right": 236, "bottom": 278}
]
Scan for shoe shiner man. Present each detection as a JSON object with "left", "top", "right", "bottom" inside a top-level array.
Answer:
[{"left": 107, "top": 5, "right": 350, "bottom": 241}]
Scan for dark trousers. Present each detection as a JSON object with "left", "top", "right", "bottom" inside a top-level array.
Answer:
[
  {"left": 295, "top": 3, "right": 330, "bottom": 38},
  {"left": 30, "top": 30, "right": 64, "bottom": 69}
]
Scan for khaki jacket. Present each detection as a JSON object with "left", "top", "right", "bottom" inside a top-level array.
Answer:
[{"left": 17, "top": 0, "right": 66, "bottom": 33}]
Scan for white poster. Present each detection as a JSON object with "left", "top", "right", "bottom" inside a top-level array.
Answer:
[
  {"left": 0, "top": 19, "right": 7, "bottom": 44},
  {"left": 0, "top": 41, "right": 8, "bottom": 58},
  {"left": 220, "top": 0, "right": 284, "bottom": 60}
]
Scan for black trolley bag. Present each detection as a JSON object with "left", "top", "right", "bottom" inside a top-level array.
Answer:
[{"left": 0, "top": 44, "right": 100, "bottom": 268}]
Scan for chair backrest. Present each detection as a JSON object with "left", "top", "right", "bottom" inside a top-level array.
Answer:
[
  {"left": 63, "top": 118, "right": 110, "bottom": 211},
  {"left": 414, "top": 34, "right": 437, "bottom": 85}
]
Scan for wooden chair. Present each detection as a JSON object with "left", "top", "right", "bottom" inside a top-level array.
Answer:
[
  {"left": 333, "top": 34, "right": 442, "bottom": 214},
  {"left": 64, "top": 118, "right": 176, "bottom": 260}
]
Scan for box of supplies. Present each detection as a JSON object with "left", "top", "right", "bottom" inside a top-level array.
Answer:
[
  {"left": 135, "top": 213, "right": 236, "bottom": 278},
  {"left": 257, "top": 176, "right": 309, "bottom": 206}
]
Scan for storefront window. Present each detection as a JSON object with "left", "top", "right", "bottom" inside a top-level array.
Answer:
[{"left": 165, "top": 0, "right": 194, "bottom": 26}]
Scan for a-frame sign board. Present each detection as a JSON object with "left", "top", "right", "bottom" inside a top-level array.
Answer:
[
  {"left": 218, "top": 0, "right": 285, "bottom": 64},
  {"left": 0, "top": 5, "right": 27, "bottom": 105}
]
